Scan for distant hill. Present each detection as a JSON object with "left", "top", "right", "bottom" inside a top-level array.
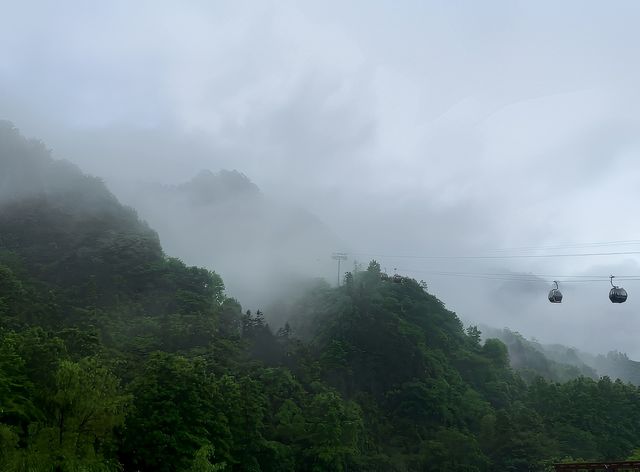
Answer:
[
  {"left": 482, "top": 326, "right": 640, "bottom": 385},
  {"left": 114, "top": 168, "right": 343, "bottom": 311},
  {"left": 480, "top": 327, "right": 597, "bottom": 383},
  {"left": 585, "top": 350, "right": 640, "bottom": 385},
  {"left": 177, "top": 169, "right": 261, "bottom": 204}
]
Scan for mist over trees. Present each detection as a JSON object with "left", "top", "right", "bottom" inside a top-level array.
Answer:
[
  {"left": 484, "top": 327, "right": 640, "bottom": 386},
  {"left": 113, "top": 167, "right": 342, "bottom": 311},
  {"left": 3, "top": 123, "right": 640, "bottom": 470}
]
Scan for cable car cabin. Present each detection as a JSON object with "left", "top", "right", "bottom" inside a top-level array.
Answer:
[
  {"left": 609, "top": 286, "right": 628, "bottom": 303},
  {"left": 548, "top": 281, "right": 562, "bottom": 303},
  {"left": 609, "top": 276, "right": 628, "bottom": 303},
  {"left": 393, "top": 274, "right": 403, "bottom": 284},
  {"left": 548, "top": 289, "right": 563, "bottom": 303}
]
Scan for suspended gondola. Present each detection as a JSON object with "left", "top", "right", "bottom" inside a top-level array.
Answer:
[
  {"left": 609, "top": 275, "right": 628, "bottom": 303},
  {"left": 548, "top": 280, "right": 563, "bottom": 303}
]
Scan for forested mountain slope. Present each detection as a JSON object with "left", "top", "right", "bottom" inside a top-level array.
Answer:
[{"left": 2, "top": 122, "right": 640, "bottom": 471}]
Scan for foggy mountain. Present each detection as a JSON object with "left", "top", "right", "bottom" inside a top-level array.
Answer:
[
  {"left": 0, "top": 118, "right": 341, "bottom": 314},
  {"left": 0, "top": 121, "right": 172, "bottom": 311},
  {"left": 483, "top": 326, "right": 640, "bottom": 386},
  {"left": 113, "top": 168, "right": 343, "bottom": 311}
]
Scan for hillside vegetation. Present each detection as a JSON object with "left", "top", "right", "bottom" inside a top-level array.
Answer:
[{"left": 2, "top": 122, "right": 640, "bottom": 471}]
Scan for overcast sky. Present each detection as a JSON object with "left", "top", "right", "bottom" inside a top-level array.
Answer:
[{"left": 3, "top": 0, "right": 640, "bottom": 356}]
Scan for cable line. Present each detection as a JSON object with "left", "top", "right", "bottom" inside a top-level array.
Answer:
[
  {"left": 340, "top": 242, "right": 639, "bottom": 302},
  {"left": 484, "top": 239, "right": 640, "bottom": 252},
  {"left": 351, "top": 250, "right": 640, "bottom": 260},
  {"left": 396, "top": 270, "right": 640, "bottom": 284},
  {"left": 393, "top": 269, "right": 640, "bottom": 280}
]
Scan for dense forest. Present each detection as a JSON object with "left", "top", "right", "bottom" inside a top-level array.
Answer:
[{"left": 2, "top": 120, "right": 640, "bottom": 471}]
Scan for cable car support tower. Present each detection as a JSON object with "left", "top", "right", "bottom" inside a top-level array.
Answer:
[{"left": 332, "top": 252, "right": 348, "bottom": 286}]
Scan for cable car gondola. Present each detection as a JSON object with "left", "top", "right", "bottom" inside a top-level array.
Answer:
[
  {"left": 548, "top": 280, "right": 563, "bottom": 303},
  {"left": 609, "top": 275, "right": 628, "bottom": 303}
]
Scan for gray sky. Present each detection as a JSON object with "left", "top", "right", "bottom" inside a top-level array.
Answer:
[{"left": 3, "top": 0, "right": 640, "bottom": 356}]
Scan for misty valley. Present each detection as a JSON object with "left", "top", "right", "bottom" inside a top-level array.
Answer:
[{"left": 3, "top": 122, "right": 640, "bottom": 472}]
